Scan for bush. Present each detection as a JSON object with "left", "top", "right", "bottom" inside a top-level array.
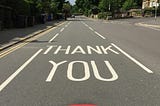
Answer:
[
  {"left": 98, "top": 12, "right": 112, "bottom": 19},
  {"left": 98, "top": 12, "right": 103, "bottom": 19},
  {"left": 144, "top": 7, "right": 154, "bottom": 16},
  {"left": 84, "top": 9, "right": 89, "bottom": 16}
]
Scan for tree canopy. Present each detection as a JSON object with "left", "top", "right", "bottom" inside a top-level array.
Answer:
[
  {"left": 0, "top": 0, "right": 67, "bottom": 16},
  {"left": 75, "top": 0, "right": 143, "bottom": 15}
]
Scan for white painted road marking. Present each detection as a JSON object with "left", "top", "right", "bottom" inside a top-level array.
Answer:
[
  {"left": 60, "top": 28, "right": 65, "bottom": 32},
  {"left": 81, "top": 22, "right": 106, "bottom": 40},
  {"left": 46, "top": 60, "right": 118, "bottom": 82},
  {"left": 0, "top": 49, "right": 43, "bottom": 92},
  {"left": 43, "top": 45, "right": 119, "bottom": 55},
  {"left": 94, "top": 31, "right": 106, "bottom": 39},
  {"left": 46, "top": 61, "right": 67, "bottom": 82},
  {"left": 89, "top": 27, "right": 94, "bottom": 31},
  {"left": 65, "top": 25, "right": 68, "bottom": 27},
  {"left": 91, "top": 61, "right": 118, "bottom": 81},
  {"left": 49, "top": 33, "right": 59, "bottom": 43},
  {"left": 135, "top": 23, "right": 160, "bottom": 31},
  {"left": 43, "top": 46, "right": 55, "bottom": 54},
  {"left": 67, "top": 22, "right": 72, "bottom": 26},
  {"left": 67, "top": 61, "right": 90, "bottom": 81},
  {"left": 111, "top": 43, "right": 153, "bottom": 74}
]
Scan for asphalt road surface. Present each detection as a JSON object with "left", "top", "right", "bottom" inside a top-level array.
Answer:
[{"left": 0, "top": 16, "right": 160, "bottom": 106}]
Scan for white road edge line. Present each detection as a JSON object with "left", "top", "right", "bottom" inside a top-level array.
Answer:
[
  {"left": 94, "top": 31, "right": 106, "bottom": 40},
  {"left": 111, "top": 43, "right": 153, "bottom": 74},
  {"left": 0, "top": 49, "right": 43, "bottom": 92},
  {"left": 49, "top": 33, "right": 59, "bottom": 43}
]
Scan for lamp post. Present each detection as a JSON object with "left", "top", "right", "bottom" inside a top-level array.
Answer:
[{"left": 109, "top": 3, "right": 111, "bottom": 11}]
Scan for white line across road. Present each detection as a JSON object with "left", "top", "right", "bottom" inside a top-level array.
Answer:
[
  {"left": 111, "top": 43, "right": 153, "bottom": 74},
  {"left": 49, "top": 33, "right": 59, "bottom": 43},
  {"left": 0, "top": 49, "right": 43, "bottom": 92}
]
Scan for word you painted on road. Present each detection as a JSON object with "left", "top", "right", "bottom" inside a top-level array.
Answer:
[
  {"left": 46, "top": 60, "right": 118, "bottom": 82},
  {"left": 43, "top": 45, "right": 120, "bottom": 82},
  {"left": 43, "top": 45, "right": 119, "bottom": 55}
]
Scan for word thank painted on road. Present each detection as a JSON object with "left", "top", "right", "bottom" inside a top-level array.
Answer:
[
  {"left": 43, "top": 45, "right": 119, "bottom": 55},
  {"left": 44, "top": 45, "right": 120, "bottom": 82}
]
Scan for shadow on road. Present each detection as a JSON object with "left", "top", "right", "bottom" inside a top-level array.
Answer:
[{"left": 0, "top": 21, "right": 59, "bottom": 46}]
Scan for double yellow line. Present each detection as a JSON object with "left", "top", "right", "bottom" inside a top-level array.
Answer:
[{"left": 0, "top": 21, "right": 67, "bottom": 59}]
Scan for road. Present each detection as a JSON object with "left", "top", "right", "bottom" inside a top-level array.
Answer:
[{"left": 0, "top": 16, "right": 160, "bottom": 106}]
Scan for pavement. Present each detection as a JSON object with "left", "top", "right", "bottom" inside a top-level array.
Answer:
[
  {"left": 136, "top": 17, "right": 160, "bottom": 30},
  {"left": 105, "top": 16, "right": 160, "bottom": 30},
  {"left": 0, "top": 20, "right": 64, "bottom": 51},
  {"left": 0, "top": 16, "right": 160, "bottom": 106},
  {"left": 0, "top": 17, "right": 159, "bottom": 51}
]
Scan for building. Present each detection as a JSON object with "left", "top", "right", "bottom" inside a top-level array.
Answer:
[{"left": 142, "top": 0, "right": 160, "bottom": 9}]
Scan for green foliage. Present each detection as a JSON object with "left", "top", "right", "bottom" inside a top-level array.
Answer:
[
  {"left": 98, "top": 12, "right": 112, "bottom": 19},
  {"left": 75, "top": 0, "right": 142, "bottom": 16},
  {"left": 63, "top": 3, "right": 71, "bottom": 12},
  {"left": 0, "top": 0, "right": 66, "bottom": 16},
  {"left": 3, "top": 0, "right": 31, "bottom": 15},
  {"left": 50, "top": 2, "right": 58, "bottom": 13},
  {"left": 76, "top": 0, "right": 94, "bottom": 13},
  {"left": 143, "top": 7, "right": 160, "bottom": 16},
  {"left": 91, "top": 6, "right": 99, "bottom": 14},
  {"left": 54, "top": 0, "right": 65, "bottom": 12},
  {"left": 71, "top": 5, "right": 79, "bottom": 14},
  {"left": 122, "top": 0, "right": 137, "bottom": 11},
  {"left": 99, "top": 0, "right": 109, "bottom": 12},
  {"left": 158, "top": 6, "right": 160, "bottom": 14}
]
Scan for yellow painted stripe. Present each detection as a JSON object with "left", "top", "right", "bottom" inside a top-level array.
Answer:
[{"left": 0, "top": 21, "right": 67, "bottom": 59}]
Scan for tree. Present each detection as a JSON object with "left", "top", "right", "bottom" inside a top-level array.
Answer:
[
  {"left": 122, "top": 0, "right": 137, "bottom": 11},
  {"left": 99, "top": 0, "right": 111, "bottom": 12},
  {"left": 63, "top": 1, "right": 71, "bottom": 20},
  {"left": 99, "top": 0, "right": 121, "bottom": 13},
  {"left": 0, "top": 0, "right": 30, "bottom": 15},
  {"left": 75, "top": 0, "right": 100, "bottom": 15},
  {"left": 54, "top": 0, "right": 65, "bottom": 12},
  {"left": 75, "top": 0, "right": 143, "bottom": 16},
  {"left": 71, "top": 5, "right": 79, "bottom": 14},
  {"left": 75, "top": 0, "right": 85, "bottom": 12}
]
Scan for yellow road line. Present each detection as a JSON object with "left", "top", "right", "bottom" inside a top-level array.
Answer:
[{"left": 0, "top": 21, "right": 67, "bottom": 59}]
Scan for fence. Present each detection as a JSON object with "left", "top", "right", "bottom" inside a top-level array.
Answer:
[{"left": 0, "top": 5, "right": 14, "bottom": 30}]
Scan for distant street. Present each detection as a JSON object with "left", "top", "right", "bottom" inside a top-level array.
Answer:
[{"left": 0, "top": 16, "right": 160, "bottom": 106}]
